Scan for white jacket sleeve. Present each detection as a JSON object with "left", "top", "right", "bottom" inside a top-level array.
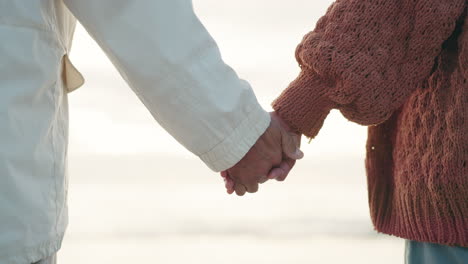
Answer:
[{"left": 63, "top": 0, "right": 271, "bottom": 171}]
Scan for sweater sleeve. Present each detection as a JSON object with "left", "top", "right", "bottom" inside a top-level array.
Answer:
[{"left": 272, "top": 0, "right": 466, "bottom": 138}]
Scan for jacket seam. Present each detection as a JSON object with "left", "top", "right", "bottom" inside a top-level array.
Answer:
[{"left": 50, "top": 82, "right": 61, "bottom": 237}]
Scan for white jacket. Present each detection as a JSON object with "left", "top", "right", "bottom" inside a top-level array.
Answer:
[{"left": 0, "top": 0, "right": 270, "bottom": 262}]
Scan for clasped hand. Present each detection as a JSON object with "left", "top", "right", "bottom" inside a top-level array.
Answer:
[{"left": 220, "top": 112, "right": 303, "bottom": 196}]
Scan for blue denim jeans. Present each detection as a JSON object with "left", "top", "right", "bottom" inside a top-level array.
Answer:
[{"left": 405, "top": 240, "right": 468, "bottom": 264}]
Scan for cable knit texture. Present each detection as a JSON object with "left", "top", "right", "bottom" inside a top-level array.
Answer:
[{"left": 273, "top": 0, "right": 467, "bottom": 246}]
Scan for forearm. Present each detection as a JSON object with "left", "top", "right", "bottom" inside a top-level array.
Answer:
[{"left": 65, "top": 0, "right": 271, "bottom": 171}]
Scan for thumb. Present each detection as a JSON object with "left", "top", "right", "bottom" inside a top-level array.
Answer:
[{"left": 281, "top": 129, "right": 304, "bottom": 160}]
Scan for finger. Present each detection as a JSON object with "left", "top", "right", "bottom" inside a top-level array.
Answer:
[
  {"left": 245, "top": 182, "right": 259, "bottom": 193},
  {"left": 234, "top": 183, "right": 247, "bottom": 196},
  {"left": 220, "top": 171, "right": 228, "bottom": 179},
  {"left": 224, "top": 177, "right": 235, "bottom": 193},
  {"left": 221, "top": 171, "right": 232, "bottom": 192},
  {"left": 267, "top": 167, "right": 284, "bottom": 180},
  {"left": 258, "top": 175, "right": 269, "bottom": 184},
  {"left": 281, "top": 130, "right": 304, "bottom": 160},
  {"left": 275, "top": 158, "right": 296, "bottom": 181},
  {"left": 226, "top": 183, "right": 235, "bottom": 194},
  {"left": 224, "top": 171, "right": 235, "bottom": 194},
  {"left": 226, "top": 177, "right": 235, "bottom": 190},
  {"left": 267, "top": 158, "right": 296, "bottom": 181},
  {"left": 226, "top": 179, "right": 235, "bottom": 194}
]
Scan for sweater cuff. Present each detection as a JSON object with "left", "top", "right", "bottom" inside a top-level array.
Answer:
[
  {"left": 199, "top": 103, "right": 271, "bottom": 172},
  {"left": 272, "top": 71, "right": 335, "bottom": 139}
]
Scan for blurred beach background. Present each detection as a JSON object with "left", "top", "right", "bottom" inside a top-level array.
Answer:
[{"left": 62, "top": 0, "right": 403, "bottom": 263}]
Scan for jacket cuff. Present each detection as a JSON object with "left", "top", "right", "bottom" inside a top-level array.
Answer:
[
  {"left": 199, "top": 103, "right": 271, "bottom": 172},
  {"left": 272, "top": 71, "right": 335, "bottom": 139}
]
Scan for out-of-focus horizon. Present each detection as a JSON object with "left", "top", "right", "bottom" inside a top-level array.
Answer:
[{"left": 62, "top": 0, "right": 403, "bottom": 263}]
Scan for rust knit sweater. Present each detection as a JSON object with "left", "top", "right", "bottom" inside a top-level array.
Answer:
[{"left": 273, "top": 0, "right": 467, "bottom": 246}]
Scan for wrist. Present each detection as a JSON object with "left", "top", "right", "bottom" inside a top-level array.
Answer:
[{"left": 270, "top": 111, "right": 300, "bottom": 135}]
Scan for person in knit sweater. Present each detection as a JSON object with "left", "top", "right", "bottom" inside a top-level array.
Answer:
[{"left": 223, "top": 0, "right": 467, "bottom": 263}]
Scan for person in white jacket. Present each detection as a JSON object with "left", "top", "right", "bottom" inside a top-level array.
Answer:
[{"left": 0, "top": 1, "right": 303, "bottom": 263}]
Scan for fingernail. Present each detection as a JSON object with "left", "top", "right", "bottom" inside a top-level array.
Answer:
[
  {"left": 268, "top": 172, "right": 278, "bottom": 179},
  {"left": 295, "top": 148, "right": 304, "bottom": 158}
]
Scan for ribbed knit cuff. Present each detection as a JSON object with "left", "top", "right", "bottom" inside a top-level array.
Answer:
[
  {"left": 272, "top": 71, "right": 335, "bottom": 139},
  {"left": 199, "top": 103, "right": 271, "bottom": 172}
]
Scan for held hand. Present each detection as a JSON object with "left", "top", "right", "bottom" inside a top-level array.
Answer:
[
  {"left": 267, "top": 111, "right": 302, "bottom": 182},
  {"left": 220, "top": 112, "right": 303, "bottom": 196}
]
